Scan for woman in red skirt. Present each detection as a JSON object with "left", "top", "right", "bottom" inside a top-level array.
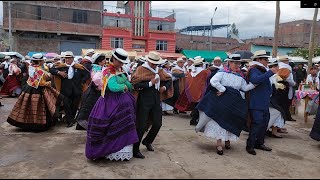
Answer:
[{"left": 0, "top": 58, "right": 22, "bottom": 97}]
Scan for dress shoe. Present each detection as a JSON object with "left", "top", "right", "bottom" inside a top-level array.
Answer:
[
  {"left": 179, "top": 111, "right": 187, "bottom": 114},
  {"left": 255, "top": 144, "right": 272, "bottom": 151},
  {"left": 142, "top": 142, "right": 154, "bottom": 151},
  {"left": 225, "top": 141, "right": 231, "bottom": 149},
  {"left": 75, "top": 123, "right": 86, "bottom": 130},
  {"left": 173, "top": 110, "right": 179, "bottom": 114},
  {"left": 216, "top": 146, "right": 223, "bottom": 155},
  {"left": 287, "top": 118, "right": 296, "bottom": 121},
  {"left": 162, "top": 111, "right": 169, "bottom": 115},
  {"left": 190, "top": 120, "right": 197, "bottom": 126},
  {"left": 66, "top": 122, "right": 74, "bottom": 128},
  {"left": 246, "top": 146, "right": 256, "bottom": 155},
  {"left": 133, "top": 151, "right": 145, "bottom": 159}
]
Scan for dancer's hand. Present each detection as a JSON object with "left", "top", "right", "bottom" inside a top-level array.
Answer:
[
  {"left": 124, "top": 85, "right": 128, "bottom": 92},
  {"left": 216, "top": 91, "right": 224, "bottom": 96},
  {"left": 58, "top": 71, "right": 68, "bottom": 78},
  {"left": 159, "top": 86, "right": 166, "bottom": 93},
  {"left": 151, "top": 77, "right": 159, "bottom": 85}
]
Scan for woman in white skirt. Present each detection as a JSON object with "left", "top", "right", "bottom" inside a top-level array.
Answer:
[
  {"left": 195, "top": 54, "right": 255, "bottom": 155},
  {"left": 160, "top": 60, "right": 174, "bottom": 115},
  {"left": 267, "top": 63, "right": 291, "bottom": 138}
]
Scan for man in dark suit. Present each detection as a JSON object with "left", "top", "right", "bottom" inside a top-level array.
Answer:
[
  {"left": 246, "top": 50, "right": 278, "bottom": 155},
  {"left": 131, "top": 51, "right": 172, "bottom": 159},
  {"left": 49, "top": 51, "right": 90, "bottom": 127}
]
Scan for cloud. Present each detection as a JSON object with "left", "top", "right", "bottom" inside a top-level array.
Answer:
[{"left": 151, "top": 1, "right": 315, "bottom": 39}]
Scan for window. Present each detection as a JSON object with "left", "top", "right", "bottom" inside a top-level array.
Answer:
[
  {"left": 73, "top": 10, "right": 88, "bottom": 23},
  {"left": 37, "top": 6, "right": 41, "bottom": 20},
  {"left": 156, "top": 40, "right": 167, "bottom": 51},
  {"left": 132, "top": 44, "right": 145, "bottom": 49},
  {"left": 266, "top": 51, "right": 271, "bottom": 56},
  {"left": 111, "top": 38, "right": 124, "bottom": 48},
  {"left": 157, "top": 24, "right": 163, "bottom": 31}
]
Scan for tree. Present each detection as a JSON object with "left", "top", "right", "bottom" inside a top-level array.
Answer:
[
  {"left": 290, "top": 47, "right": 320, "bottom": 60},
  {"left": 272, "top": 1, "right": 280, "bottom": 58},
  {"left": 307, "top": 8, "right": 319, "bottom": 74},
  {"left": 229, "top": 23, "right": 239, "bottom": 37}
]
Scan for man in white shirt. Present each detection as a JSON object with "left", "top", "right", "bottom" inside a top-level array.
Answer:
[{"left": 306, "top": 67, "right": 319, "bottom": 90}]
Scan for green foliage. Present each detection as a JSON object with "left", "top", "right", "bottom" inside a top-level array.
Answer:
[
  {"left": 288, "top": 47, "right": 320, "bottom": 59},
  {"left": 229, "top": 23, "right": 239, "bottom": 37}
]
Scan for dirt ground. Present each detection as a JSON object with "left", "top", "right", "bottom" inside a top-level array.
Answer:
[{"left": 0, "top": 97, "right": 320, "bottom": 179}]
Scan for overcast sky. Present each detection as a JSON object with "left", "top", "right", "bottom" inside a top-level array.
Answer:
[
  {"left": 104, "top": 1, "right": 315, "bottom": 39},
  {"left": 0, "top": 1, "right": 315, "bottom": 39}
]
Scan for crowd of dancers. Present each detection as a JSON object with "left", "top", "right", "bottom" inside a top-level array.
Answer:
[{"left": 1, "top": 48, "right": 320, "bottom": 161}]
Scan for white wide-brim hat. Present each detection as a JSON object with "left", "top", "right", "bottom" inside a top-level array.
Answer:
[
  {"left": 277, "top": 55, "right": 290, "bottom": 62},
  {"left": 112, "top": 48, "right": 130, "bottom": 64},
  {"left": 194, "top": 56, "right": 204, "bottom": 61},
  {"left": 252, "top": 50, "right": 270, "bottom": 61},
  {"left": 213, "top": 56, "right": 222, "bottom": 61},
  {"left": 145, "top": 51, "right": 165, "bottom": 65},
  {"left": 176, "top": 57, "right": 185, "bottom": 63},
  {"left": 91, "top": 53, "right": 106, "bottom": 64},
  {"left": 193, "top": 58, "right": 204, "bottom": 66},
  {"left": 86, "top": 49, "right": 95, "bottom": 56},
  {"left": 268, "top": 60, "right": 278, "bottom": 67},
  {"left": 224, "top": 54, "right": 244, "bottom": 62},
  {"left": 31, "top": 53, "right": 45, "bottom": 61},
  {"left": 137, "top": 56, "right": 147, "bottom": 63},
  {"left": 63, "top": 51, "right": 74, "bottom": 58},
  {"left": 187, "top": 58, "right": 194, "bottom": 62}
]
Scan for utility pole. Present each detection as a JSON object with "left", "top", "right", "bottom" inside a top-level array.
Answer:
[
  {"left": 272, "top": 1, "right": 280, "bottom": 58},
  {"left": 307, "top": 8, "right": 319, "bottom": 74},
  {"left": 8, "top": 1, "right": 13, "bottom": 51},
  {"left": 210, "top": 7, "right": 218, "bottom": 51}
]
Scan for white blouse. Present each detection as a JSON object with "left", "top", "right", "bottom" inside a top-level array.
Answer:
[{"left": 210, "top": 72, "right": 255, "bottom": 95}]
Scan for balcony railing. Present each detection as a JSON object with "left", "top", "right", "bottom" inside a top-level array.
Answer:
[
  {"left": 149, "top": 9, "right": 175, "bottom": 19},
  {"left": 103, "top": 5, "right": 131, "bottom": 15}
]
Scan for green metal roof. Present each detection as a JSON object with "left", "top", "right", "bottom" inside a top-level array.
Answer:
[{"left": 181, "top": 50, "right": 228, "bottom": 62}]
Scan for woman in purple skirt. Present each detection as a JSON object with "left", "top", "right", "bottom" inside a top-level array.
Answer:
[{"left": 85, "top": 48, "right": 138, "bottom": 161}]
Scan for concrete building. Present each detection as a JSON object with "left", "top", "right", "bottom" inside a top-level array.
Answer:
[
  {"left": 102, "top": 1, "right": 176, "bottom": 53},
  {"left": 176, "top": 32, "right": 242, "bottom": 51},
  {"left": 2, "top": 1, "right": 103, "bottom": 55},
  {"left": 228, "top": 42, "right": 299, "bottom": 56},
  {"left": 278, "top": 19, "right": 320, "bottom": 48}
]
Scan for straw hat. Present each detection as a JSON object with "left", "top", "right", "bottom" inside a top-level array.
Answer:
[
  {"left": 213, "top": 56, "right": 222, "bottom": 61},
  {"left": 86, "top": 49, "right": 95, "bottom": 56},
  {"left": 31, "top": 53, "right": 45, "bottom": 61},
  {"left": 194, "top": 56, "right": 204, "bottom": 61},
  {"left": 63, "top": 51, "right": 74, "bottom": 58},
  {"left": 145, "top": 51, "right": 165, "bottom": 65},
  {"left": 193, "top": 57, "right": 204, "bottom": 66},
  {"left": 252, "top": 50, "right": 270, "bottom": 61},
  {"left": 176, "top": 57, "right": 185, "bottom": 63},
  {"left": 187, "top": 58, "right": 194, "bottom": 62},
  {"left": 224, "top": 54, "right": 243, "bottom": 62},
  {"left": 277, "top": 55, "right": 290, "bottom": 62},
  {"left": 111, "top": 48, "right": 130, "bottom": 64},
  {"left": 91, "top": 53, "right": 106, "bottom": 64}
]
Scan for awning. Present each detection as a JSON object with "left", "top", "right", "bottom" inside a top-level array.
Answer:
[{"left": 181, "top": 50, "right": 228, "bottom": 62}]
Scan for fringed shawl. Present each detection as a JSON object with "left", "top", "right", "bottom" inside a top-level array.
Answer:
[{"left": 131, "top": 65, "right": 173, "bottom": 101}]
